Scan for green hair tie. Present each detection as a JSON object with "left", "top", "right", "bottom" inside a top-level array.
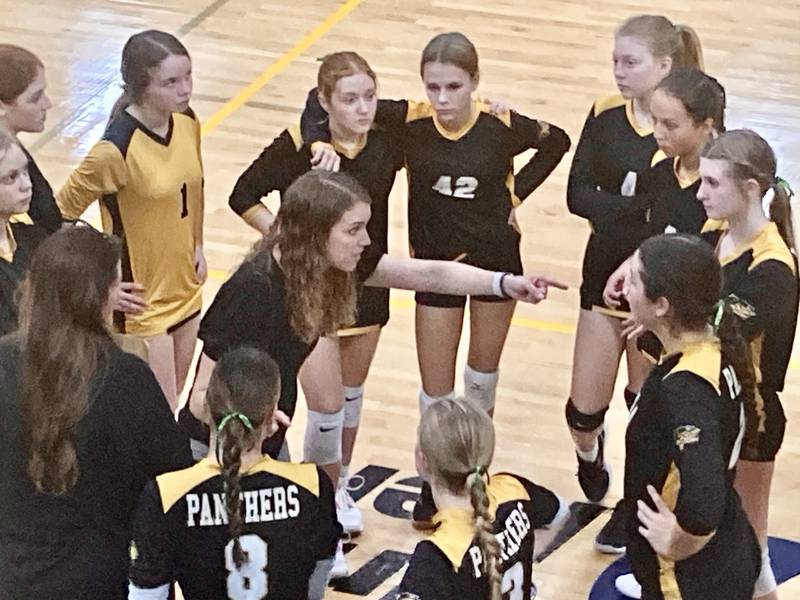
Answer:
[
  {"left": 775, "top": 176, "right": 794, "bottom": 198},
  {"left": 712, "top": 300, "right": 726, "bottom": 334},
  {"left": 217, "top": 412, "right": 254, "bottom": 433}
]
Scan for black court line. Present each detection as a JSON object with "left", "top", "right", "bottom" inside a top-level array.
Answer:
[{"left": 30, "top": 0, "right": 234, "bottom": 152}]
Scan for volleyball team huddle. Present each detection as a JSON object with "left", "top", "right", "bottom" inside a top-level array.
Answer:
[{"left": 0, "top": 10, "right": 796, "bottom": 600}]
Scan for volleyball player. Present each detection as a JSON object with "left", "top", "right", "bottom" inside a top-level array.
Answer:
[
  {"left": 228, "top": 51, "right": 404, "bottom": 534},
  {"left": 696, "top": 130, "right": 798, "bottom": 600},
  {"left": 0, "top": 44, "right": 61, "bottom": 233},
  {"left": 0, "top": 130, "right": 46, "bottom": 335},
  {"left": 596, "top": 67, "right": 726, "bottom": 553},
  {"left": 129, "top": 347, "right": 340, "bottom": 600},
  {"left": 302, "top": 32, "right": 571, "bottom": 527},
  {"left": 619, "top": 234, "right": 760, "bottom": 599},
  {"left": 184, "top": 170, "right": 564, "bottom": 576},
  {"left": 57, "top": 30, "right": 203, "bottom": 411},
  {"left": 0, "top": 227, "right": 192, "bottom": 599},
  {"left": 565, "top": 14, "right": 702, "bottom": 518},
  {"left": 397, "top": 397, "right": 568, "bottom": 600}
]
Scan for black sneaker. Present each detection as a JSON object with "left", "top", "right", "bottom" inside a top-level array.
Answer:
[
  {"left": 411, "top": 481, "right": 437, "bottom": 530},
  {"left": 576, "top": 428, "right": 610, "bottom": 502},
  {"left": 594, "top": 499, "right": 627, "bottom": 554}
]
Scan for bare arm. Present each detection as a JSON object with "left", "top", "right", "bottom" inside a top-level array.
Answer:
[
  {"left": 188, "top": 352, "right": 216, "bottom": 424},
  {"left": 364, "top": 254, "right": 567, "bottom": 303}
]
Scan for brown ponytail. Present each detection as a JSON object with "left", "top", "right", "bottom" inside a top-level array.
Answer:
[
  {"left": 468, "top": 469, "right": 502, "bottom": 600},
  {"left": 418, "top": 398, "right": 499, "bottom": 596},
  {"left": 769, "top": 181, "right": 795, "bottom": 254},
  {"left": 206, "top": 347, "right": 281, "bottom": 569},
  {"left": 714, "top": 302, "right": 759, "bottom": 454}
]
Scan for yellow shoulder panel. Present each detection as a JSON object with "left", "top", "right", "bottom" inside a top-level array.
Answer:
[
  {"left": 157, "top": 460, "right": 221, "bottom": 513},
  {"left": 247, "top": 457, "right": 320, "bottom": 497},
  {"left": 750, "top": 222, "right": 796, "bottom": 274},
  {"left": 428, "top": 508, "right": 476, "bottom": 570},
  {"left": 287, "top": 125, "right": 304, "bottom": 151},
  {"left": 666, "top": 340, "right": 721, "bottom": 394},
  {"left": 650, "top": 149, "right": 669, "bottom": 168},
  {"left": 593, "top": 94, "right": 626, "bottom": 117}
]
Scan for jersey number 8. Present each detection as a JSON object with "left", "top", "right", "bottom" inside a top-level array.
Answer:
[
  {"left": 225, "top": 534, "right": 268, "bottom": 599},
  {"left": 432, "top": 176, "right": 478, "bottom": 199},
  {"left": 501, "top": 561, "right": 524, "bottom": 600}
]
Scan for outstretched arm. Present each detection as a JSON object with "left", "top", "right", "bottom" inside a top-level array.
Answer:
[{"left": 364, "top": 254, "right": 567, "bottom": 303}]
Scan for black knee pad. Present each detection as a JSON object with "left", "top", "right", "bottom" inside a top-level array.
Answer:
[{"left": 565, "top": 397, "right": 608, "bottom": 432}]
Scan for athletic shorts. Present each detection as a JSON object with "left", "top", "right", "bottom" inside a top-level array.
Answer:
[
  {"left": 414, "top": 245, "right": 523, "bottom": 309},
  {"left": 338, "top": 285, "right": 389, "bottom": 335}
]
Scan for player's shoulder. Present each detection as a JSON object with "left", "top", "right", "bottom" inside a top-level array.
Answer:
[
  {"left": 155, "top": 459, "right": 221, "bottom": 513},
  {"left": 247, "top": 458, "right": 324, "bottom": 497},
  {"left": 102, "top": 111, "right": 140, "bottom": 157},
  {"left": 664, "top": 340, "right": 722, "bottom": 396},
  {"left": 592, "top": 93, "right": 627, "bottom": 118},
  {"left": 487, "top": 472, "right": 531, "bottom": 503}
]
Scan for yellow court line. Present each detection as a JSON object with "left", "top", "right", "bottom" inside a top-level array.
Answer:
[{"left": 200, "top": 0, "right": 364, "bottom": 136}]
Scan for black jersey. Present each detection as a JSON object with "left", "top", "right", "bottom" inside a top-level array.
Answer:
[
  {"left": 194, "top": 250, "right": 382, "bottom": 455},
  {"left": 0, "top": 339, "right": 192, "bottom": 599},
  {"left": 567, "top": 94, "right": 660, "bottom": 310},
  {"left": 625, "top": 341, "right": 759, "bottom": 599},
  {"left": 19, "top": 146, "right": 61, "bottom": 233},
  {"left": 230, "top": 124, "right": 403, "bottom": 259},
  {"left": 129, "top": 457, "right": 340, "bottom": 600},
  {"left": 397, "top": 474, "right": 562, "bottom": 600},
  {"left": 229, "top": 123, "right": 403, "bottom": 331},
  {"left": 641, "top": 153, "right": 706, "bottom": 236},
  {"left": 0, "top": 221, "right": 46, "bottom": 336},
  {"left": 702, "top": 221, "right": 798, "bottom": 392},
  {"left": 302, "top": 92, "right": 570, "bottom": 270}
]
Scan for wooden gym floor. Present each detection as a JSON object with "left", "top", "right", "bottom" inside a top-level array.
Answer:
[{"left": 3, "top": 0, "right": 799, "bottom": 597}]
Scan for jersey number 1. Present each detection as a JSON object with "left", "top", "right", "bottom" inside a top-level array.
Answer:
[
  {"left": 432, "top": 175, "right": 478, "bottom": 199},
  {"left": 225, "top": 534, "right": 268, "bottom": 599},
  {"left": 180, "top": 183, "right": 189, "bottom": 218}
]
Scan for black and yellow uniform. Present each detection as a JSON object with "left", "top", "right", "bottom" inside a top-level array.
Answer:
[
  {"left": 181, "top": 249, "right": 383, "bottom": 457},
  {"left": 397, "top": 474, "right": 562, "bottom": 600},
  {"left": 567, "top": 94, "right": 659, "bottom": 313},
  {"left": 302, "top": 92, "right": 570, "bottom": 307},
  {"left": 640, "top": 152, "right": 706, "bottom": 237},
  {"left": 128, "top": 457, "right": 340, "bottom": 600},
  {"left": 0, "top": 219, "right": 47, "bottom": 335},
  {"left": 625, "top": 340, "right": 759, "bottom": 600},
  {"left": 229, "top": 123, "right": 403, "bottom": 333},
  {"left": 702, "top": 221, "right": 799, "bottom": 460},
  {"left": 13, "top": 146, "right": 62, "bottom": 233},
  {"left": 0, "top": 339, "right": 193, "bottom": 599},
  {"left": 56, "top": 108, "right": 204, "bottom": 336}
]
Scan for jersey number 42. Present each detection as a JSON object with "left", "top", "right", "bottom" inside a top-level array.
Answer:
[{"left": 432, "top": 175, "right": 479, "bottom": 199}]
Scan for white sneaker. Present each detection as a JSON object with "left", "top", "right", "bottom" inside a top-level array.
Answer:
[
  {"left": 330, "top": 540, "right": 349, "bottom": 579},
  {"left": 336, "top": 483, "right": 364, "bottom": 535},
  {"left": 615, "top": 573, "right": 642, "bottom": 599}
]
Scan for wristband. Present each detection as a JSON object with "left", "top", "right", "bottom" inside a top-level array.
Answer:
[{"left": 492, "top": 272, "right": 512, "bottom": 299}]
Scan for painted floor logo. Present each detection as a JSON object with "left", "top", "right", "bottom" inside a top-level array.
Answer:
[{"left": 589, "top": 537, "right": 800, "bottom": 599}]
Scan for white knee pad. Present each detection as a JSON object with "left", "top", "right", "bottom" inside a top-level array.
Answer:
[
  {"left": 754, "top": 545, "right": 777, "bottom": 596},
  {"left": 304, "top": 408, "right": 344, "bottom": 465},
  {"left": 343, "top": 385, "right": 364, "bottom": 429},
  {"left": 419, "top": 389, "right": 455, "bottom": 417},
  {"left": 463, "top": 365, "right": 498, "bottom": 413}
]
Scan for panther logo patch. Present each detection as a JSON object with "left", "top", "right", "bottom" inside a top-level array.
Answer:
[{"left": 674, "top": 425, "right": 701, "bottom": 451}]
